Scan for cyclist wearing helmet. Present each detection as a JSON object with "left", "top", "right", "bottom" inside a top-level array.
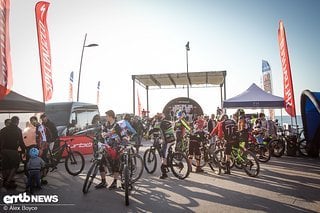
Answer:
[
  {"left": 26, "top": 147, "right": 45, "bottom": 192},
  {"left": 157, "top": 113, "right": 176, "bottom": 179},
  {"left": 174, "top": 110, "right": 191, "bottom": 153}
]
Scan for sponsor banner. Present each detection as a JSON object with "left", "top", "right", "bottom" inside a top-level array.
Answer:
[
  {"left": 69, "top": 71, "right": 73, "bottom": 101},
  {"left": 278, "top": 20, "right": 296, "bottom": 117},
  {"left": 0, "top": 0, "right": 12, "bottom": 100},
  {"left": 35, "top": 1, "right": 53, "bottom": 102}
]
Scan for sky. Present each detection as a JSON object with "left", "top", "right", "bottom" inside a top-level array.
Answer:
[{"left": 7, "top": 0, "right": 320, "bottom": 117}]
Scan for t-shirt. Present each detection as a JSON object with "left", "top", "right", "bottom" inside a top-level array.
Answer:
[{"left": 222, "top": 119, "right": 237, "bottom": 142}]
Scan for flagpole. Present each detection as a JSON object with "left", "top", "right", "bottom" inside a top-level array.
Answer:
[{"left": 186, "top": 41, "right": 190, "bottom": 99}]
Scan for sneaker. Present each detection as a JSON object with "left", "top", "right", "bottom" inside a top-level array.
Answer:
[
  {"left": 159, "top": 173, "right": 168, "bottom": 179},
  {"left": 95, "top": 181, "right": 107, "bottom": 189},
  {"left": 108, "top": 181, "right": 117, "bottom": 190},
  {"left": 195, "top": 167, "right": 204, "bottom": 173},
  {"left": 224, "top": 169, "right": 231, "bottom": 175}
]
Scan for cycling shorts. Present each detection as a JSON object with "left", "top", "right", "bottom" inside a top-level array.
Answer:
[{"left": 188, "top": 140, "right": 201, "bottom": 156}]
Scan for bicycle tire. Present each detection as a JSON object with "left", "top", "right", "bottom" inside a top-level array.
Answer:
[
  {"left": 191, "top": 148, "right": 206, "bottom": 168},
  {"left": 143, "top": 148, "right": 157, "bottom": 174},
  {"left": 82, "top": 160, "right": 99, "bottom": 194},
  {"left": 170, "top": 152, "right": 190, "bottom": 180},
  {"left": 130, "top": 153, "right": 144, "bottom": 183},
  {"left": 65, "top": 151, "right": 85, "bottom": 176},
  {"left": 123, "top": 165, "right": 130, "bottom": 206},
  {"left": 208, "top": 152, "right": 222, "bottom": 175},
  {"left": 242, "top": 150, "right": 260, "bottom": 177},
  {"left": 269, "top": 139, "right": 285, "bottom": 157},
  {"left": 298, "top": 139, "right": 308, "bottom": 157},
  {"left": 257, "top": 145, "right": 271, "bottom": 163},
  {"left": 213, "top": 148, "right": 227, "bottom": 170}
]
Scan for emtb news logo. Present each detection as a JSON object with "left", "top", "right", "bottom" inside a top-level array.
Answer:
[{"left": 3, "top": 193, "right": 59, "bottom": 204}]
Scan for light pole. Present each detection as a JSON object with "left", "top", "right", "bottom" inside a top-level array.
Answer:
[
  {"left": 76, "top": 33, "right": 98, "bottom": 102},
  {"left": 186, "top": 41, "right": 190, "bottom": 99}
]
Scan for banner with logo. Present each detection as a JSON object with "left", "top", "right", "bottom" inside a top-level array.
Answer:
[
  {"left": 69, "top": 71, "right": 73, "bottom": 101},
  {"left": 262, "top": 60, "right": 275, "bottom": 120},
  {"left": 278, "top": 20, "right": 296, "bottom": 117},
  {"left": 96, "top": 81, "right": 100, "bottom": 105},
  {"left": 0, "top": 0, "right": 12, "bottom": 100},
  {"left": 35, "top": 1, "right": 53, "bottom": 102}
]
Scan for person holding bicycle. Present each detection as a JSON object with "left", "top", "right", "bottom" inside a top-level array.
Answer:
[
  {"left": 210, "top": 114, "right": 238, "bottom": 175},
  {"left": 95, "top": 110, "right": 128, "bottom": 189},
  {"left": 157, "top": 113, "right": 176, "bottom": 179},
  {"left": 174, "top": 111, "right": 191, "bottom": 153}
]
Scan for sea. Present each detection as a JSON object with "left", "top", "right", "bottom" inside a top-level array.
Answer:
[{"left": 275, "top": 115, "right": 303, "bottom": 129}]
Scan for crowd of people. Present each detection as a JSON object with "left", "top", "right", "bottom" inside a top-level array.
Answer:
[
  {"left": 0, "top": 107, "right": 279, "bottom": 192},
  {"left": 0, "top": 113, "right": 58, "bottom": 192}
]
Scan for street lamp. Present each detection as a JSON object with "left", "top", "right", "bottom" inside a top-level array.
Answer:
[
  {"left": 76, "top": 33, "right": 98, "bottom": 102},
  {"left": 186, "top": 41, "right": 190, "bottom": 99}
]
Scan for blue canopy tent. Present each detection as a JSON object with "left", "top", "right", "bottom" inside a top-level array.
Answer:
[
  {"left": 301, "top": 90, "right": 320, "bottom": 157},
  {"left": 223, "top": 83, "right": 284, "bottom": 109}
]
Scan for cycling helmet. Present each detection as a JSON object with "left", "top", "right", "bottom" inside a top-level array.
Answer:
[
  {"left": 29, "top": 147, "right": 39, "bottom": 158},
  {"left": 176, "top": 110, "right": 183, "bottom": 118}
]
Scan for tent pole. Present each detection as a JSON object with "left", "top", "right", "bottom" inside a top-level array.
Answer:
[
  {"left": 146, "top": 86, "right": 149, "bottom": 117},
  {"left": 132, "top": 75, "right": 136, "bottom": 115},
  {"left": 281, "top": 109, "right": 283, "bottom": 126}
]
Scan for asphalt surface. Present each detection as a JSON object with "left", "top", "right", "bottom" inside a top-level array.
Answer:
[{"left": 1, "top": 142, "right": 320, "bottom": 213}]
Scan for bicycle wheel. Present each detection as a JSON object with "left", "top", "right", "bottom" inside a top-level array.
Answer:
[
  {"left": 129, "top": 153, "right": 144, "bottom": 183},
  {"left": 269, "top": 139, "right": 285, "bottom": 157},
  {"left": 242, "top": 150, "right": 260, "bottom": 177},
  {"left": 170, "top": 152, "right": 190, "bottom": 180},
  {"left": 208, "top": 152, "right": 222, "bottom": 175},
  {"left": 83, "top": 160, "right": 99, "bottom": 194},
  {"left": 143, "top": 148, "right": 157, "bottom": 174},
  {"left": 65, "top": 151, "right": 85, "bottom": 176},
  {"left": 124, "top": 165, "right": 130, "bottom": 206},
  {"left": 213, "top": 148, "right": 226, "bottom": 170},
  {"left": 191, "top": 147, "right": 206, "bottom": 168},
  {"left": 256, "top": 145, "right": 271, "bottom": 163},
  {"left": 298, "top": 139, "right": 308, "bottom": 157}
]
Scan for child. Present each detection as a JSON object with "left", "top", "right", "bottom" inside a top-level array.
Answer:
[
  {"left": 252, "top": 120, "right": 265, "bottom": 144},
  {"left": 26, "top": 147, "right": 46, "bottom": 193}
]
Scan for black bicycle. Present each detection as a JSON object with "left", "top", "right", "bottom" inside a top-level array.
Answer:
[
  {"left": 83, "top": 138, "right": 143, "bottom": 206},
  {"left": 45, "top": 138, "right": 85, "bottom": 176},
  {"left": 187, "top": 133, "right": 222, "bottom": 175},
  {"left": 144, "top": 132, "right": 190, "bottom": 179}
]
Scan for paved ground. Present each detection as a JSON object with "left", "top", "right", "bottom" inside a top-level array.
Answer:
[{"left": 1, "top": 142, "right": 320, "bottom": 213}]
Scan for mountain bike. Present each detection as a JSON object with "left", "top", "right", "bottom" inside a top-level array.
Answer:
[
  {"left": 195, "top": 139, "right": 221, "bottom": 175},
  {"left": 247, "top": 132, "right": 272, "bottom": 163},
  {"left": 143, "top": 131, "right": 162, "bottom": 174},
  {"left": 186, "top": 132, "right": 221, "bottom": 175},
  {"left": 119, "top": 143, "right": 143, "bottom": 206},
  {"left": 143, "top": 136, "right": 190, "bottom": 179},
  {"left": 83, "top": 137, "right": 143, "bottom": 206},
  {"left": 215, "top": 143, "right": 260, "bottom": 177},
  {"left": 45, "top": 138, "right": 85, "bottom": 176}
]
